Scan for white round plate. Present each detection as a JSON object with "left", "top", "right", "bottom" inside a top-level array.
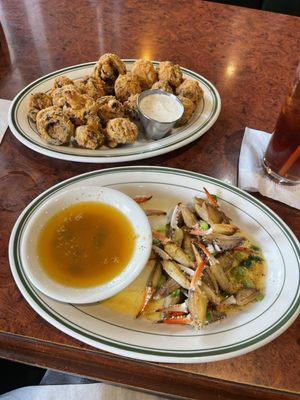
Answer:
[
  {"left": 9, "top": 166, "right": 300, "bottom": 363},
  {"left": 8, "top": 60, "right": 221, "bottom": 163}
]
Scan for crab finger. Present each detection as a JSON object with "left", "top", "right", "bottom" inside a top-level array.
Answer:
[
  {"left": 136, "top": 262, "right": 162, "bottom": 318},
  {"left": 145, "top": 209, "right": 167, "bottom": 216},
  {"left": 203, "top": 187, "right": 218, "bottom": 207},
  {"left": 133, "top": 195, "right": 153, "bottom": 204},
  {"left": 158, "top": 314, "right": 192, "bottom": 325}
]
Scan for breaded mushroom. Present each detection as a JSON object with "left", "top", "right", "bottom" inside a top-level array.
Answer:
[
  {"left": 176, "top": 79, "right": 203, "bottom": 105},
  {"left": 106, "top": 117, "right": 138, "bottom": 148},
  {"left": 131, "top": 59, "right": 157, "bottom": 90},
  {"left": 93, "top": 53, "right": 126, "bottom": 94},
  {"left": 36, "top": 106, "right": 74, "bottom": 145},
  {"left": 176, "top": 95, "right": 196, "bottom": 126},
  {"left": 76, "top": 76, "right": 105, "bottom": 100},
  {"left": 114, "top": 73, "right": 142, "bottom": 102},
  {"left": 157, "top": 61, "right": 182, "bottom": 88},
  {"left": 96, "top": 95, "right": 124, "bottom": 125},
  {"left": 28, "top": 93, "right": 52, "bottom": 122},
  {"left": 51, "top": 84, "right": 82, "bottom": 108},
  {"left": 49, "top": 76, "right": 75, "bottom": 97},
  {"left": 151, "top": 80, "right": 173, "bottom": 93},
  {"left": 123, "top": 94, "right": 139, "bottom": 119},
  {"left": 75, "top": 115, "right": 104, "bottom": 149},
  {"left": 52, "top": 76, "right": 74, "bottom": 89},
  {"left": 64, "top": 94, "right": 98, "bottom": 126}
]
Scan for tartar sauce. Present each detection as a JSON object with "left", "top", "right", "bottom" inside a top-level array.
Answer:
[{"left": 139, "top": 93, "right": 182, "bottom": 122}]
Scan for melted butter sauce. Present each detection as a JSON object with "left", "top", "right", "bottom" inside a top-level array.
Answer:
[{"left": 37, "top": 202, "right": 135, "bottom": 288}]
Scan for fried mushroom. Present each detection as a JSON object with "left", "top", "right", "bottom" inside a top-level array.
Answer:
[
  {"left": 123, "top": 94, "right": 139, "bottom": 119},
  {"left": 176, "top": 79, "right": 203, "bottom": 105},
  {"left": 51, "top": 84, "right": 82, "bottom": 108},
  {"left": 106, "top": 117, "right": 138, "bottom": 148},
  {"left": 52, "top": 76, "right": 74, "bottom": 89},
  {"left": 151, "top": 80, "right": 173, "bottom": 93},
  {"left": 75, "top": 115, "right": 104, "bottom": 149},
  {"left": 114, "top": 73, "right": 142, "bottom": 102},
  {"left": 93, "top": 53, "right": 126, "bottom": 94},
  {"left": 64, "top": 94, "right": 98, "bottom": 126},
  {"left": 76, "top": 76, "right": 105, "bottom": 100},
  {"left": 176, "top": 95, "right": 196, "bottom": 126},
  {"left": 28, "top": 93, "right": 52, "bottom": 122},
  {"left": 157, "top": 61, "right": 182, "bottom": 88},
  {"left": 96, "top": 95, "right": 124, "bottom": 125},
  {"left": 131, "top": 59, "right": 157, "bottom": 90},
  {"left": 36, "top": 106, "right": 74, "bottom": 145},
  {"left": 49, "top": 76, "right": 75, "bottom": 97}
]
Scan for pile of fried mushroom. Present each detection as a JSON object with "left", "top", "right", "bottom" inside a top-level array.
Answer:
[
  {"left": 134, "top": 188, "right": 265, "bottom": 328},
  {"left": 28, "top": 53, "right": 204, "bottom": 149}
]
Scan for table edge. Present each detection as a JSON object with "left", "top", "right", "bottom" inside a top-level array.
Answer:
[{"left": 0, "top": 331, "right": 298, "bottom": 399}]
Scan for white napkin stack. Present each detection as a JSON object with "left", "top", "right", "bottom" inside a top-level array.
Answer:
[
  {"left": 238, "top": 127, "right": 300, "bottom": 210},
  {"left": 0, "top": 98, "right": 11, "bottom": 143}
]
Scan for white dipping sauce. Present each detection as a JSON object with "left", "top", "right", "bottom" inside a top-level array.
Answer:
[{"left": 139, "top": 93, "right": 182, "bottom": 122}]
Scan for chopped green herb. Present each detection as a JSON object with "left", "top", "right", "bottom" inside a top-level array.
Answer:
[
  {"left": 158, "top": 275, "right": 166, "bottom": 287},
  {"left": 232, "top": 266, "right": 247, "bottom": 280},
  {"left": 250, "top": 245, "right": 260, "bottom": 251},
  {"left": 242, "top": 278, "right": 254, "bottom": 288},
  {"left": 211, "top": 194, "right": 218, "bottom": 202},
  {"left": 255, "top": 293, "right": 264, "bottom": 302},
  {"left": 170, "top": 289, "right": 181, "bottom": 297},
  {"left": 206, "top": 310, "right": 212, "bottom": 321},
  {"left": 240, "top": 254, "right": 262, "bottom": 268},
  {"left": 154, "top": 225, "right": 167, "bottom": 233},
  {"left": 199, "top": 220, "right": 209, "bottom": 231},
  {"left": 152, "top": 238, "right": 162, "bottom": 246}
]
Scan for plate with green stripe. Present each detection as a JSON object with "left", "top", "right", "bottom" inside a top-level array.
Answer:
[
  {"left": 8, "top": 60, "right": 220, "bottom": 163},
  {"left": 8, "top": 167, "right": 300, "bottom": 363}
]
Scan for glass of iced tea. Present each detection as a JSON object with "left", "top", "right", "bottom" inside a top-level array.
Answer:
[{"left": 263, "top": 63, "right": 300, "bottom": 184}]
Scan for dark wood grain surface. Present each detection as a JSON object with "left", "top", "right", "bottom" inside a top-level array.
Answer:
[{"left": 0, "top": 1, "right": 299, "bottom": 398}]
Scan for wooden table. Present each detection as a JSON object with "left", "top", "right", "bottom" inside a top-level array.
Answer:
[{"left": 0, "top": 1, "right": 299, "bottom": 399}]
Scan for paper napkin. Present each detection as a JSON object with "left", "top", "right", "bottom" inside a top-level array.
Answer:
[
  {"left": 0, "top": 98, "right": 11, "bottom": 143},
  {"left": 238, "top": 127, "right": 300, "bottom": 210}
]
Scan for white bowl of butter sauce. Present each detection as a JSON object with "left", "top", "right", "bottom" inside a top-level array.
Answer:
[{"left": 137, "top": 89, "right": 184, "bottom": 140}]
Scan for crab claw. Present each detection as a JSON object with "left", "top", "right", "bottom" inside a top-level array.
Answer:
[
  {"left": 203, "top": 187, "right": 218, "bottom": 207},
  {"left": 190, "top": 243, "right": 205, "bottom": 289},
  {"left": 145, "top": 209, "right": 167, "bottom": 216},
  {"left": 133, "top": 195, "right": 153, "bottom": 204},
  {"left": 158, "top": 314, "right": 192, "bottom": 325},
  {"left": 136, "top": 262, "right": 162, "bottom": 318}
]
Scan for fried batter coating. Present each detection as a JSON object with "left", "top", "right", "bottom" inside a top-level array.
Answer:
[
  {"left": 49, "top": 76, "right": 75, "bottom": 97},
  {"left": 52, "top": 76, "right": 74, "bottom": 89},
  {"left": 151, "top": 80, "right": 173, "bottom": 93},
  {"left": 36, "top": 106, "right": 74, "bottom": 145},
  {"left": 76, "top": 76, "right": 105, "bottom": 100},
  {"left": 176, "top": 79, "right": 203, "bottom": 105},
  {"left": 93, "top": 53, "right": 126, "bottom": 94},
  {"left": 51, "top": 84, "right": 81, "bottom": 108},
  {"left": 157, "top": 61, "right": 182, "bottom": 88},
  {"left": 114, "top": 73, "right": 142, "bottom": 102},
  {"left": 176, "top": 95, "right": 196, "bottom": 126},
  {"left": 131, "top": 59, "right": 157, "bottom": 90},
  {"left": 123, "top": 94, "right": 139, "bottom": 119},
  {"left": 64, "top": 94, "right": 98, "bottom": 126},
  {"left": 96, "top": 95, "right": 124, "bottom": 125},
  {"left": 75, "top": 115, "right": 104, "bottom": 149},
  {"left": 106, "top": 118, "right": 138, "bottom": 148},
  {"left": 28, "top": 92, "right": 52, "bottom": 122}
]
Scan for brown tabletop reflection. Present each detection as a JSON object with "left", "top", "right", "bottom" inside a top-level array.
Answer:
[{"left": 0, "top": 1, "right": 299, "bottom": 399}]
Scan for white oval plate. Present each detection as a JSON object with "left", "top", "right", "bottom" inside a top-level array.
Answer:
[
  {"left": 8, "top": 60, "right": 221, "bottom": 163},
  {"left": 9, "top": 166, "right": 300, "bottom": 363}
]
